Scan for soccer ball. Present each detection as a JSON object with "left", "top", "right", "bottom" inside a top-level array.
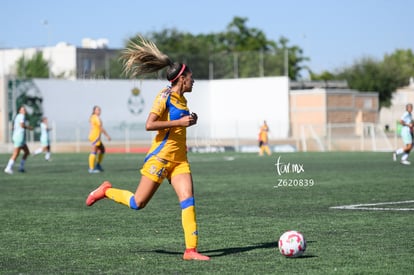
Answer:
[{"left": 278, "top": 230, "right": 306, "bottom": 257}]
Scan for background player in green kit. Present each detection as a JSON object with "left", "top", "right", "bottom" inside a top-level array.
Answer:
[
  {"left": 34, "top": 116, "right": 52, "bottom": 161},
  {"left": 4, "top": 106, "right": 33, "bottom": 174}
]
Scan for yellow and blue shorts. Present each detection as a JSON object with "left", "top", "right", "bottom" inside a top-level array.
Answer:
[
  {"left": 141, "top": 155, "right": 191, "bottom": 184},
  {"left": 89, "top": 136, "right": 102, "bottom": 147}
]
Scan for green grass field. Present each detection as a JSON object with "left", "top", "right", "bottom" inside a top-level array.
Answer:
[{"left": 0, "top": 152, "right": 413, "bottom": 274}]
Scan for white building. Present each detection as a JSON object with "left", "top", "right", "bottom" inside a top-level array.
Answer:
[{"left": 0, "top": 39, "right": 120, "bottom": 80}]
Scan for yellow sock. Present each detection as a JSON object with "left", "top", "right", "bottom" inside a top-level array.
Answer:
[
  {"left": 97, "top": 153, "right": 104, "bottom": 164},
  {"left": 105, "top": 188, "right": 136, "bottom": 209},
  {"left": 181, "top": 197, "right": 198, "bottom": 249},
  {"left": 89, "top": 153, "right": 96, "bottom": 170}
]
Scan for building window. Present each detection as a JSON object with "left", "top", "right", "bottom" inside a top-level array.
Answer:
[
  {"left": 364, "top": 98, "right": 372, "bottom": 109},
  {"left": 82, "top": 59, "right": 92, "bottom": 75}
]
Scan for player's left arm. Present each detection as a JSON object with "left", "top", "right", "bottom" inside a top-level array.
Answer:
[
  {"left": 100, "top": 125, "right": 111, "bottom": 141},
  {"left": 145, "top": 112, "right": 197, "bottom": 131}
]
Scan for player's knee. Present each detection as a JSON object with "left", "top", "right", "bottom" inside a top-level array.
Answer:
[{"left": 129, "top": 196, "right": 145, "bottom": 210}]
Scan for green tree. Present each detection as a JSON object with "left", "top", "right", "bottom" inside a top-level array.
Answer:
[
  {"left": 16, "top": 52, "right": 49, "bottom": 78},
  {"left": 221, "top": 16, "right": 270, "bottom": 52},
  {"left": 124, "top": 16, "right": 309, "bottom": 80},
  {"left": 335, "top": 57, "right": 396, "bottom": 108},
  {"left": 216, "top": 17, "right": 309, "bottom": 79},
  {"left": 382, "top": 49, "right": 414, "bottom": 87},
  {"left": 146, "top": 29, "right": 214, "bottom": 79},
  {"left": 275, "top": 36, "right": 310, "bottom": 80},
  {"left": 309, "top": 70, "right": 336, "bottom": 81},
  {"left": 331, "top": 49, "right": 414, "bottom": 108},
  {"left": 218, "top": 16, "right": 274, "bottom": 79}
]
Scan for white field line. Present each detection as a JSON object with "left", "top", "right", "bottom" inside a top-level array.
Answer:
[{"left": 330, "top": 200, "right": 414, "bottom": 211}]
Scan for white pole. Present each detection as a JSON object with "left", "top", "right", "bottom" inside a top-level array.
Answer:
[
  {"left": 209, "top": 60, "right": 213, "bottom": 80},
  {"left": 259, "top": 49, "right": 264, "bottom": 77},
  {"left": 52, "top": 120, "right": 57, "bottom": 149},
  {"left": 76, "top": 126, "right": 80, "bottom": 153},
  {"left": 125, "top": 127, "right": 130, "bottom": 153},
  {"left": 233, "top": 52, "right": 238, "bottom": 79},
  {"left": 284, "top": 48, "right": 289, "bottom": 77},
  {"left": 42, "top": 20, "right": 51, "bottom": 78},
  {"left": 360, "top": 124, "right": 364, "bottom": 151},
  {"left": 300, "top": 125, "right": 307, "bottom": 152}
]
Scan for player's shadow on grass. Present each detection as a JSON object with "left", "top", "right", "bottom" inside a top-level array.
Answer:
[
  {"left": 153, "top": 241, "right": 317, "bottom": 258},
  {"left": 202, "top": 242, "right": 276, "bottom": 257}
]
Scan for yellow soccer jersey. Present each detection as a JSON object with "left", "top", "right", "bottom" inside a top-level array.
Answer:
[
  {"left": 145, "top": 87, "right": 190, "bottom": 163},
  {"left": 259, "top": 125, "right": 269, "bottom": 143},
  {"left": 88, "top": 114, "right": 102, "bottom": 143}
]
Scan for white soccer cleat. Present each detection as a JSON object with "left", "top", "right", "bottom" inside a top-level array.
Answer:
[
  {"left": 400, "top": 160, "right": 411, "bottom": 165},
  {"left": 392, "top": 152, "right": 397, "bottom": 162},
  {"left": 4, "top": 167, "right": 13, "bottom": 174},
  {"left": 88, "top": 169, "right": 101, "bottom": 174}
]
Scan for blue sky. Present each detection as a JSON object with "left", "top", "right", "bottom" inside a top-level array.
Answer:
[{"left": 1, "top": 0, "right": 413, "bottom": 74}]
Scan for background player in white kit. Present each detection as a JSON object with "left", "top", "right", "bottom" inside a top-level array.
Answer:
[{"left": 393, "top": 103, "right": 413, "bottom": 165}]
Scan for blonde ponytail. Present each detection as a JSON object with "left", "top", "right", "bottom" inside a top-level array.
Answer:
[{"left": 121, "top": 36, "right": 172, "bottom": 78}]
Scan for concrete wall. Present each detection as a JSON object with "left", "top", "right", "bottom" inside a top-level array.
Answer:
[
  {"left": 290, "top": 88, "right": 378, "bottom": 138},
  {"left": 289, "top": 89, "right": 327, "bottom": 137},
  {"left": 208, "top": 77, "right": 289, "bottom": 139},
  {"left": 327, "top": 92, "right": 378, "bottom": 124},
  {"left": 2, "top": 76, "right": 289, "bottom": 144}
]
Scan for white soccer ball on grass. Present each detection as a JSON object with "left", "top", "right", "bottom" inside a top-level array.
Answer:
[{"left": 278, "top": 230, "right": 306, "bottom": 257}]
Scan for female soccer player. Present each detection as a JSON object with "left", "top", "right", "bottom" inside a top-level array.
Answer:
[
  {"left": 34, "top": 116, "right": 52, "bottom": 161},
  {"left": 258, "top": 120, "right": 271, "bottom": 156},
  {"left": 393, "top": 103, "right": 413, "bottom": 165},
  {"left": 86, "top": 36, "right": 210, "bottom": 261},
  {"left": 88, "top": 105, "right": 111, "bottom": 173},
  {"left": 4, "top": 106, "right": 33, "bottom": 174}
]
